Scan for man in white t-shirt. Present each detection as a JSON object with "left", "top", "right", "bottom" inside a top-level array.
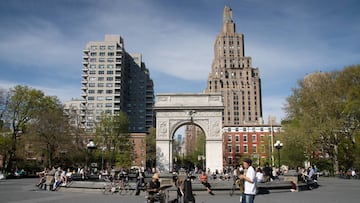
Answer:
[{"left": 239, "top": 158, "right": 256, "bottom": 203}]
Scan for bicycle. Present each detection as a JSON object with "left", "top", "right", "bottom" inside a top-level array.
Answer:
[
  {"left": 118, "top": 177, "right": 134, "bottom": 195},
  {"left": 102, "top": 176, "right": 119, "bottom": 195}
]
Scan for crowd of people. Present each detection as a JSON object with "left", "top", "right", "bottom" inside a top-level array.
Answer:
[
  {"left": 35, "top": 166, "right": 87, "bottom": 191},
  {"left": 32, "top": 161, "right": 327, "bottom": 203}
]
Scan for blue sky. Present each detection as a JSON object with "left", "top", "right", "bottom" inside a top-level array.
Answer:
[{"left": 0, "top": 0, "right": 359, "bottom": 124}]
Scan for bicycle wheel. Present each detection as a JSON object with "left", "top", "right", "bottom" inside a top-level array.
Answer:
[{"left": 102, "top": 184, "right": 113, "bottom": 195}]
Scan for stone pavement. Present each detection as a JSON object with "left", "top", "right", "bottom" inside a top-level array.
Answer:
[{"left": 1, "top": 177, "right": 360, "bottom": 203}]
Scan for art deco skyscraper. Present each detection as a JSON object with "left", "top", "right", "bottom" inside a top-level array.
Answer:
[{"left": 205, "top": 6, "right": 263, "bottom": 125}]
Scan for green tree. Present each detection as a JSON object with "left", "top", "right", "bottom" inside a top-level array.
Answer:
[
  {"left": 4, "top": 85, "right": 45, "bottom": 172},
  {"left": 0, "top": 87, "right": 8, "bottom": 130},
  {"left": 25, "top": 96, "right": 74, "bottom": 167},
  {"left": 146, "top": 127, "right": 156, "bottom": 168},
  {"left": 283, "top": 65, "right": 360, "bottom": 174},
  {"left": 95, "top": 112, "right": 132, "bottom": 168}
]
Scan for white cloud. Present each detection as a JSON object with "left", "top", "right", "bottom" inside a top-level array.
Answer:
[{"left": 0, "top": 80, "right": 80, "bottom": 103}]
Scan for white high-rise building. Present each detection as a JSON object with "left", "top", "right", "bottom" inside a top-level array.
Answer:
[{"left": 80, "top": 35, "right": 154, "bottom": 133}]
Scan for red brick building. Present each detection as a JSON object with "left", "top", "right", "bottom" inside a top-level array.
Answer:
[
  {"left": 129, "top": 133, "right": 147, "bottom": 167},
  {"left": 222, "top": 124, "right": 282, "bottom": 167}
]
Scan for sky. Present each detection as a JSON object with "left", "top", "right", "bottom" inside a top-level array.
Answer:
[{"left": 0, "top": 0, "right": 359, "bottom": 124}]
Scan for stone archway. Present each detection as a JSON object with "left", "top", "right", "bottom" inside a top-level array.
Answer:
[{"left": 154, "top": 93, "right": 224, "bottom": 172}]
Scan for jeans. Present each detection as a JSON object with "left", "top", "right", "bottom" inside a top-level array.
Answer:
[{"left": 241, "top": 193, "right": 255, "bottom": 203}]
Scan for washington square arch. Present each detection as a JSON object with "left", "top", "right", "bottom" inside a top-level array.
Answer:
[{"left": 154, "top": 93, "right": 224, "bottom": 172}]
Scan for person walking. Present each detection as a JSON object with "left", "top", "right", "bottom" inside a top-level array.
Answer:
[
  {"left": 135, "top": 168, "right": 145, "bottom": 195},
  {"left": 199, "top": 171, "right": 214, "bottom": 195},
  {"left": 239, "top": 158, "right": 256, "bottom": 203}
]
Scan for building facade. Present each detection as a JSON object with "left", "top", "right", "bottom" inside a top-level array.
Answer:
[
  {"left": 205, "top": 6, "right": 263, "bottom": 126},
  {"left": 222, "top": 124, "right": 282, "bottom": 167},
  {"left": 81, "top": 35, "right": 154, "bottom": 133}
]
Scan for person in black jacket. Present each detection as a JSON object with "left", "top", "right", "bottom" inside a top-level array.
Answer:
[
  {"left": 146, "top": 173, "right": 165, "bottom": 203},
  {"left": 135, "top": 168, "right": 145, "bottom": 195},
  {"left": 262, "top": 163, "right": 273, "bottom": 182}
]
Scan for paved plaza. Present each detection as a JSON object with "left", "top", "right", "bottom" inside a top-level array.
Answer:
[{"left": 0, "top": 177, "right": 359, "bottom": 203}]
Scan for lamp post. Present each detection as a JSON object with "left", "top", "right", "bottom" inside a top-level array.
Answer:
[
  {"left": 274, "top": 140, "right": 283, "bottom": 170},
  {"left": 101, "top": 146, "right": 105, "bottom": 171},
  {"left": 87, "top": 140, "right": 96, "bottom": 172}
]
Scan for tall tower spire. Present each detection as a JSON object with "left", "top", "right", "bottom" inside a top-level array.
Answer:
[
  {"left": 205, "top": 6, "right": 263, "bottom": 125},
  {"left": 222, "top": 6, "right": 236, "bottom": 33}
]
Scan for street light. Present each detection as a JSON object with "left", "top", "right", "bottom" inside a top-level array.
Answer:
[
  {"left": 87, "top": 140, "right": 96, "bottom": 172},
  {"left": 101, "top": 146, "right": 106, "bottom": 171},
  {"left": 274, "top": 140, "right": 283, "bottom": 170}
]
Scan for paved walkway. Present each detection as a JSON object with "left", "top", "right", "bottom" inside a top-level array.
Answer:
[{"left": 1, "top": 177, "right": 359, "bottom": 203}]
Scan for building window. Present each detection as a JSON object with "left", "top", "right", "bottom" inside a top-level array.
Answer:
[
  {"left": 243, "top": 134, "right": 247, "bottom": 142},
  {"left": 108, "top": 52, "right": 114, "bottom": 56},
  {"left": 90, "top": 52, "right": 97, "bottom": 56},
  {"left": 98, "top": 71, "right": 105, "bottom": 75},
  {"left": 252, "top": 134, "right": 257, "bottom": 142},
  {"left": 235, "top": 135, "right": 240, "bottom": 142},
  {"left": 106, "top": 90, "right": 113, "bottom": 94},
  {"left": 227, "top": 144, "right": 232, "bottom": 153},
  {"left": 228, "top": 157, "right": 233, "bottom": 165},
  {"left": 99, "top": 58, "right": 105, "bottom": 62},
  {"left": 98, "top": 83, "right": 104, "bottom": 87},
  {"left": 243, "top": 145, "right": 248, "bottom": 153},
  {"left": 105, "top": 96, "right": 112, "bottom": 100},
  {"left": 107, "top": 71, "right": 114, "bottom": 74},
  {"left": 88, "top": 96, "right": 94, "bottom": 100},
  {"left": 106, "top": 83, "right": 113, "bottom": 87},
  {"left": 90, "top": 45, "right": 97, "bottom": 50},
  {"left": 88, "top": 90, "right": 95, "bottom": 94},
  {"left": 89, "top": 83, "right": 95, "bottom": 87},
  {"left": 107, "top": 58, "right": 114, "bottom": 62},
  {"left": 105, "top": 103, "right": 112, "bottom": 107},
  {"left": 260, "top": 135, "right": 264, "bottom": 142},
  {"left": 108, "top": 45, "right": 115, "bottom": 50},
  {"left": 261, "top": 144, "right": 265, "bottom": 153},
  {"left": 236, "top": 145, "right": 240, "bottom": 153},
  {"left": 100, "top": 45, "right": 106, "bottom": 50},
  {"left": 228, "top": 135, "right": 232, "bottom": 142},
  {"left": 252, "top": 145, "right": 257, "bottom": 153},
  {"left": 106, "top": 77, "right": 113, "bottom": 81},
  {"left": 98, "top": 77, "right": 104, "bottom": 81},
  {"left": 97, "top": 96, "right": 104, "bottom": 101}
]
